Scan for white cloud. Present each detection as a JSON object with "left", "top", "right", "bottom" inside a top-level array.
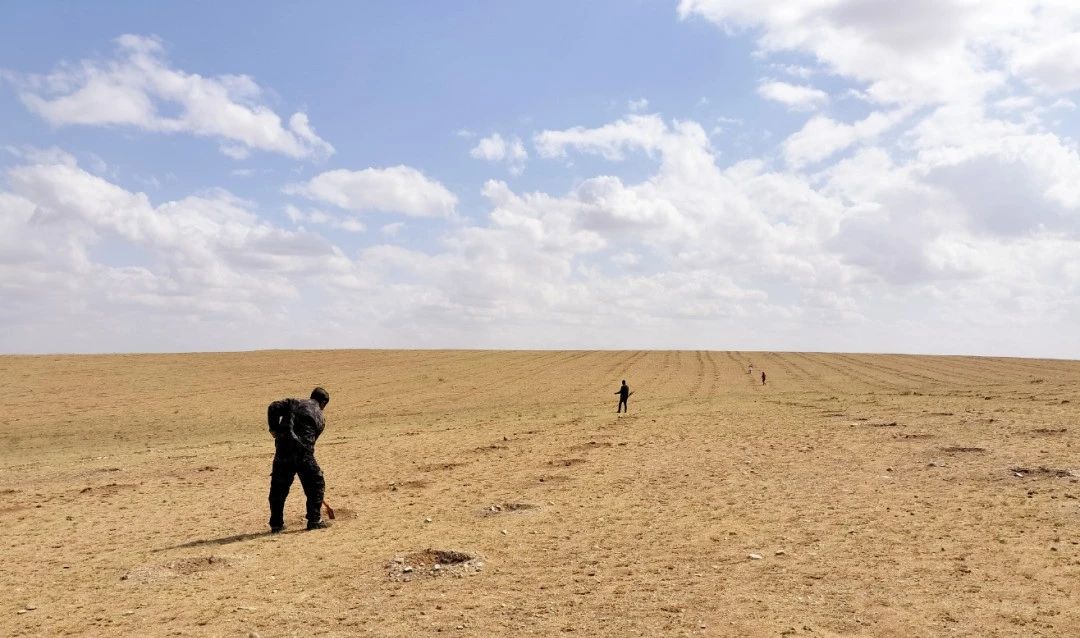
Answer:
[
  {"left": 286, "top": 166, "right": 457, "bottom": 218},
  {"left": 0, "top": 151, "right": 358, "bottom": 350},
  {"left": 679, "top": 0, "right": 1080, "bottom": 106},
  {"left": 627, "top": 98, "right": 650, "bottom": 112},
  {"left": 757, "top": 80, "right": 829, "bottom": 110},
  {"left": 534, "top": 114, "right": 670, "bottom": 160},
  {"left": 783, "top": 109, "right": 911, "bottom": 168},
  {"left": 14, "top": 34, "right": 334, "bottom": 160},
  {"left": 284, "top": 205, "right": 366, "bottom": 233},
  {"left": 469, "top": 133, "right": 528, "bottom": 175}
]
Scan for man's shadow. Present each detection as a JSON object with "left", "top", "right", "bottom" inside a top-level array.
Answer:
[{"left": 152, "top": 528, "right": 302, "bottom": 553}]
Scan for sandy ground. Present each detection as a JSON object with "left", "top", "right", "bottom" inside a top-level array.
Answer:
[{"left": 1, "top": 350, "right": 1078, "bottom": 637}]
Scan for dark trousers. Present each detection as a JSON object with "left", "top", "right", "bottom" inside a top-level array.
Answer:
[
  {"left": 268, "top": 453, "right": 325, "bottom": 528},
  {"left": 617, "top": 399, "right": 628, "bottom": 413}
]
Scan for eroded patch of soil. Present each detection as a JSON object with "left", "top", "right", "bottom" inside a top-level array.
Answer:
[
  {"left": 481, "top": 502, "right": 538, "bottom": 516},
  {"left": 1010, "top": 466, "right": 1080, "bottom": 479},
  {"left": 388, "top": 549, "right": 483, "bottom": 581}
]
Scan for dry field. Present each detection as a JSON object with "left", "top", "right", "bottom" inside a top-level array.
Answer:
[{"left": 1, "top": 350, "right": 1078, "bottom": 637}]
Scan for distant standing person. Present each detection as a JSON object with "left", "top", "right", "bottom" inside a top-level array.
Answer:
[
  {"left": 616, "top": 380, "right": 633, "bottom": 413},
  {"left": 761, "top": 371, "right": 766, "bottom": 386},
  {"left": 267, "top": 387, "right": 331, "bottom": 533}
]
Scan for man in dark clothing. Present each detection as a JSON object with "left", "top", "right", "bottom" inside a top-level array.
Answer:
[
  {"left": 615, "top": 380, "right": 632, "bottom": 413},
  {"left": 761, "top": 371, "right": 766, "bottom": 386},
  {"left": 267, "top": 387, "right": 330, "bottom": 533}
]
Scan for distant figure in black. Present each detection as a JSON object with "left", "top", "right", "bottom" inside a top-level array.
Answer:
[
  {"left": 615, "top": 380, "right": 633, "bottom": 413},
  {"left": 267, "top": 387, "right": 330, "bottom": 533},
  {"left": 761, "top": 371, "right": 767, "bottom": 385}
]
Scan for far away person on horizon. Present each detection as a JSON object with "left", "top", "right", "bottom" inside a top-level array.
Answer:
[
  {"left": 761, "top": 371, "right": 766, "bottom": 385},
  {"left": 267, "top": 387, "right": 331, "bottom": 533},
  {"left": 616, "top": 380, "right": 633, "bottom": 413}
]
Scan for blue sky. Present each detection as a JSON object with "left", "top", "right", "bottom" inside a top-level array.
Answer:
[{"left": 2, "top": 1, "right": 1080, "bottom": 356}]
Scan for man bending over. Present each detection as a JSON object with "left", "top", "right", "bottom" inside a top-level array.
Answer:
[{"left": 267, "top": 387, "right": 330, "bottom": 533}]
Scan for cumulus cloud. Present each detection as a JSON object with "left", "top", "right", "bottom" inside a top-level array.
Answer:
[
  {"left": 757, "top": 80, "right": 829, "bottom": 110},
  {"left": 285, "top": 166, "right": 458, "bottom": 218},
  {"left": 534, "top": 114, "right": 670, "bottom": 160},
  {"left": 469, "top": 133, "right": 528, "bottom": 175},
  {"left": 783, "top": 109, "right": 911, "bottom": 168},
  {"left": 0, "top": 150, "right": 359, "bottom": 351},
  {"left": 13, "top": 34, "right": 334, "bottom": 160}
]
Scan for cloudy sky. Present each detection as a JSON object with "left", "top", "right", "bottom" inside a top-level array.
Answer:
[{"left": 2, "top": 1, "right": 1079, "bottom": 357}]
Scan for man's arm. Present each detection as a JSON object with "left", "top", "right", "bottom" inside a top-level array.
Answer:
[
  {"left": 267, "top": 400, "right": 287, "bottom": 434},
  {"left": 269, "top": 400, "right": 305, "bottom": 445}
]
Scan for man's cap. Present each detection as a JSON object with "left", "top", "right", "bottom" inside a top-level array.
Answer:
[{"left": 311, "top": 386, "right": 330, "bottom": 405}]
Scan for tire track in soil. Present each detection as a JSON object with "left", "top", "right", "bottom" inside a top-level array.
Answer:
[
  {"left": 801, "top": 354, "right": 895, "bottom": 393},
  {"left": 788, "top": 353, "right": 845, "bottom": 395},
  {"left": 888, "top": 355, "right": 994, "bottom": 388},
  {"left": 834, "top": 354, "right": 939, "bottom": 389},
  {"left": 704, "top": 351, "right": 725, "bottom": 395},
  {"left": 855, "top": 354, "right": 961, "bottom": 388},
  {"left": 688, "top": 351, "right": 708, "bottom": 400}
]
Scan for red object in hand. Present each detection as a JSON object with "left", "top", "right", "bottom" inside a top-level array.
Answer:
[{"left": 323, "top": 500, "right": 336, "bottom": 520}]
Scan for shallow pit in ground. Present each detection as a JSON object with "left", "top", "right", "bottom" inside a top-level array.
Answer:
[
  {"left": 375, "top": 479, "right": 430, "bottom": 492},
  {"left": 1010, "top": 466, "right": 1079, "bottom": 479},
  {"left": 549, "top": 458, "right": 587, "bottom": 467},
  {"left": 481, "top": 502, "right": 538, "bottom": 516},
  {"left": 122, "top": 555, "right": 232, "bottom": 583},
  {"left": 388, "top": 549, "right": 483, "bottom": 581}
]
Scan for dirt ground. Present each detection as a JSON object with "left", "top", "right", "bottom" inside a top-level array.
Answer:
[{"left": 1, "top": 350, "right": 1078, "bottom": 637}]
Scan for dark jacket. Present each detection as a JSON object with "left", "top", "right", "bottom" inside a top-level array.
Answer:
[{"left": 268, "top": 398, "right": 325, "bottom": 457}]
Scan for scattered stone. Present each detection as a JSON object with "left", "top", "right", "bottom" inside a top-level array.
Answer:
[
  {"left": 402, "top": 566, "right": 414, "bottom": 573},
  {"left": 775, "top": 550, "right": 787, "bottom": 556},
  {"left": 748, "top": 553, "right": 763, "bottom": 560},
  {"left": 928, "top": 461, "right": 945, "bottom": 467},
  {"left": 424, "top": 517, "right": 433, "bottom": 523},
  {"left": 500, "top": 529, "right": 508, "bottom": 535},
  {"left": 24, "top": 605, "right": 37, "bottom": 611}
]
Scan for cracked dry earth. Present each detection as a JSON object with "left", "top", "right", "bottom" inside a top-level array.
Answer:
[{"left": 1, "top": 350, "right": 1078, "bottom": 637}]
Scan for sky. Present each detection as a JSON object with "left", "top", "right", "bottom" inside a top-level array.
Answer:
[{"left": 1, "top": 1, "right": 1079, "bottom": 357}]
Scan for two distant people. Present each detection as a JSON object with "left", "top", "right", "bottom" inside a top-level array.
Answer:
[{"left": 616, "top": 380, "right": 634, "bottom": 413}]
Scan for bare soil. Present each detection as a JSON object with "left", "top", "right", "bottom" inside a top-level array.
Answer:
[{"left": 1, "top": 350, "right": 1078, "bottom": 636}]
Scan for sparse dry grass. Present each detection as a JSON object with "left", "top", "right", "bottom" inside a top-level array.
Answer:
[{"left": 1, "top": 350, "right": 1078, "bottom": 636}]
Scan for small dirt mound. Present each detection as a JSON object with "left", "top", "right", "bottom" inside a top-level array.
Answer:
[
  {"left": 331, "top": 507, "right": 358, "bottom": 521},
  {"left": 420, "top": 461, "right": 467, "bottom": 472},
  {"left": 1010, "top": 466, "right": 1080, "bottom": 479},
  {"left": 569, "top": 441, "right": 614, "bottom": 451},
  {"left": 868, "top": 421, "right": 900, "bottom": 427},
  {"left": 1031, "top": 428, "right": 1067, "bottom": 434},
  {"left": 549, "top": 458, "right": 587, "bottom": 467},
  {"left": 388, "top": 549, "right": 483, "bottom": 581},
  {"left": 481, "top": 502, "right": 538, "bottom": 516},
  {"left": 474, "top": 443, "right": 509, "bottom": 453},
  {"left": 536, "top": 474, "right": 571, "bottom": 485},
  {"left": 78, "top": 483, "right": 138, "bottom": 496},
  {"left": 897, "top": 433, "right": 934, "bottom": 440},
  {"left": 942, "top": 446, "right": 987, "bottom": 453},
  {"left": 378, "top": 479, "right": 430, "bottom": 492}
]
